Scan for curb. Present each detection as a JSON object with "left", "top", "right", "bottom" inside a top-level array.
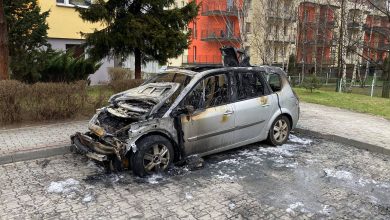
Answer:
[
  {"left": 295, "top": 128, "right": 390, "bottom": 156},
  {"left": 0, "top": 145, "right": 72, "bottom": 165}
]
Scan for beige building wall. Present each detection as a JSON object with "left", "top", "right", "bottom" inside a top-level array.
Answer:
[
  {"left": 166, "top": 0, "right": 189, "bottom": 67},
  {"left": 245, "top": 0, "right": 299, "bottom": 68}
]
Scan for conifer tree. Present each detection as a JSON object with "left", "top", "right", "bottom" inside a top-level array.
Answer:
[
  {"left": 78, "top": 0, "right": 198, "bottom": 79},
  {"left": 0, "top": 0, "right": 9, "bottom": 80},
  {"left": 4, "top": 0, "right": 50, "bottom": 82}
]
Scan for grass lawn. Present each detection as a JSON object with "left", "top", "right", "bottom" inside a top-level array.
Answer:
[{"left": 294, "top": 87, "right": 390, "bottom": 120}]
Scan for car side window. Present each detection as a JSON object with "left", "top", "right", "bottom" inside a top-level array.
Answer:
[
  {"left": 183, "top": 74, "right": 229, "bottom": 110},
  {"left": 267, "top": 73, "right": 282, "bottom": 92},
  {"left": 235, "top": 71, "right": 265, "bottom": 101}
]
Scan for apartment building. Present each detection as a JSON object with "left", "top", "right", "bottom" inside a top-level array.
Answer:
[
  {"left": 296, "top": 1, "right": 338, "bottom": 74},
  {"left": 245, "top": 0, "right": 298, "bottom": 68},
  {"left": 38, "top": 0, "right": 161, "bottom": 84},
  {"left": 241, "top": 0, "right": 387, "bottom": 77},
  {"left": 185, "top": 0, "right": 242, "bottom": 65}
]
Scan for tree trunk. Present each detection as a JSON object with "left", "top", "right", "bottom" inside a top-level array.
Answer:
[
  {"left": 382, "top": 69, "right": 390, "bottom": 98},
  {"left": 0, "top": 0, "right": 9, "bottom": 80},
  {"left": 134, "top": 48, "right": 141, "bottom": 79},
  {"left": 336, "top": 0, "right": 345, "bottom": 92},
  {"left": 382, "top": 81, "right": 390, "bottom": 98}
]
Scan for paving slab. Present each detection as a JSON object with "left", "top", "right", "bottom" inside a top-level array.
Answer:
[
  {"left": 0, "top": 120, "right": 87, "bottom": 163},
  {"left": 297, "top": 102, "right": 390, "bottom": 154}
]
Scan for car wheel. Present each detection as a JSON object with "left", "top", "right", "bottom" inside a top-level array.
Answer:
[
  {"left": 131, "top": 135, "right": 174, "bottom": 177},
  {"left": 267, "top": 115, "right": 290, "bottom": 146}
]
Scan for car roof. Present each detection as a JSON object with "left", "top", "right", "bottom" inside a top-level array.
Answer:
[
  {"left": 163, "top": 65, "right": 286, "bottom": 79},
  {"left": 197, "top": 66, "right": 287, "bottom": 78}
]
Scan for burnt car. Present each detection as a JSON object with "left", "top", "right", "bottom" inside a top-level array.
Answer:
[{"left": 71, "top": 49, "right": 299, "bottom": 177}]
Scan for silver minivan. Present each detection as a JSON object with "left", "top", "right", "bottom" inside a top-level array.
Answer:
[{"left": 72, "top": 66, "right": 299, "bottom": 177}]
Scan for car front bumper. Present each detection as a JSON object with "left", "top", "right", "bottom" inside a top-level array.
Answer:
[{"left": 70, "top": 132, "right": 115, "bottom": 162}]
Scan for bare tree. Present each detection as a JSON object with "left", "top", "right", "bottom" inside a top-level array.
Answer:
[
  {"left": 335, "top": 0, "right": 347, "bottom": 91},
  {"left": 0, "top": 0, "right": 9, "bottom": 80},
  {"left": 365, "top": 0, "right": 390, "bottom": 98},
  {"left": 248, "top": 0, "right": 296, "bottom": 67},
  {"left": 246, "top": 0, "right": 272, "bottom": 64},
  {"left": 344, "top": 0, "right": 367, "bottom": 89}
]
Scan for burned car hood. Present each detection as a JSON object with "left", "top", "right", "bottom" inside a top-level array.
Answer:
[{"left": 106, "top": 82, "right": 181, "bottom": 119}]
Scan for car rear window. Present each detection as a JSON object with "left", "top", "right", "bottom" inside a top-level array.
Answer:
[{"left": 266, "top": 73, "right": 282, "bottom": 92}]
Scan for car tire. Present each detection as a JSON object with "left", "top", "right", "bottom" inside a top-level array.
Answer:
[
  {"left": 267, "top": 115, "right": 291, "bottom": 146},
  {"left": 131, "top": 135, "right": 174, "bottom": 177}
]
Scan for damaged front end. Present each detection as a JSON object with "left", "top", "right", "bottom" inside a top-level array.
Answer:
[{"left": 71, "top": 82, "right": 180, "bottom": 170}]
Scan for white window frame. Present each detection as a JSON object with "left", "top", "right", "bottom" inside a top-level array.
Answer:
[{"left": 56, "top": 0, "right": 91, "bottom": 8}]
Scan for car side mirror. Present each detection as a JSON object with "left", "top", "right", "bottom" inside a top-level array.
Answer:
[
  {"left": 172, "top": 105, "right": 195, "bottom": 116},
  {"left": 184, "top": 105, "right": 195, "bottom": 115}
]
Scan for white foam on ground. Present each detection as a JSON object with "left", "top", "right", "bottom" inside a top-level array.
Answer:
[
  {"left": 324, "top": 169, "right": 353, "bottom": 180},
  {"left": 319, "top": 205, "right": 333, "bottom": 215},
  {"left": 286, "top": 202, "right": 306, "bottom": 214},
  {"left": 216, "top": 170, "right": 235, "bottom": 180},
  {"left": 47, "top": 179, "right": 79, "bottom": 194},
  {"left": 82, "top": 194, "right": 94, "bottom": 203},
  {"left": 218, "top": 158, "right": 240, "bottom": 165},
  {"left": 185, "top": 192, "right": 193, "bottom": 200},
  {"left": 289, "top": 135, "right": 313, "bottom": 145},
  {"left": 147, "top": 174, "right": 163, "bottom": 184},
  {"left": 47, "top": 178, "right": 80, "bottom": 194},
  {"left": 258, "top": 144, "right": 298, "bottom": 157},
  {"left": 239, "top": 149, "right": 265, "bottom": 164},
  {"left": 109, "top": 174, "right": 120, "bottom": 183}
]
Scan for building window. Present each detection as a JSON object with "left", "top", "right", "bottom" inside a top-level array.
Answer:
[
  {"left": 66, "top": 44, "right": 85, "bottom": 58},
  {"left": 57, "top": 0, "right": 91, "bottom": 7},
  {"left": 193, "top": 22, "right": 197, "bottom": 39},
  {"left": 246, "top": 22, "right": 251, "bottom": 33},
  {"left": 193, "top": 46, "right": 197, "bottom": 62},
  {"left": 284, "top": 25, "right": 288, "bottom": 36},
  {"left": 245, "top": 46, "right": 250, "bottom": 54}
]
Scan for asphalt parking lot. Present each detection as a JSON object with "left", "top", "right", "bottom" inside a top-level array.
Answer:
[{"left": 1, "top": 134, "right": 389, "bottom": 219}]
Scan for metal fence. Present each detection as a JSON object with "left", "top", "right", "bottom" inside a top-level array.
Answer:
[{"left": 289, "top": 75, "right": 390, "bottom": 98}]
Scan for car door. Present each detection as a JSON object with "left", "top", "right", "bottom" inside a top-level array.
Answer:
[
  {"left": 180, "top": 72, "right": 235, "bottom": 156},
  {"left": 231, "top": 70, "right": 278, "bottom": 143}
]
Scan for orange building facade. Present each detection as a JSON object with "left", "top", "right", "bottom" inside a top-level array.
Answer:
[
  {"left": 185, "top": 0, "right": 242, "bottom": 65},
  {"left": 296, "top": 2, "right": 336, "bottom": 71},
  {"left": 363, "top": 15, "right": 390, "bottom": 62}
]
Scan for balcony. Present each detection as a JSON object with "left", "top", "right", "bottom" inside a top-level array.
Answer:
[
  {"left": 298, "top": 38, "right": 336, "bottom": 47},
  {"left": 347, "top": 22, "right": 361, "bottom": 30},
  {"left": 182, "top": 55, "right": 222, "bottom": 65},
  {"left": 201, "top": 29, "right": 240, "bottom": 42},
  {"left": 363, "top": 24, "right": 390, "bottom": 36},
  {"left": 201, "top": 1, "right": 240, "bottom": 17},
  {"left": 267, "top": 12, "right": 296, "bottom": 21},
  {"left": 266, "top": 36, "right": 295, "bottom": 44},
  {"left": 377, "top": 42, "right": 390, "bottom": 51},
  {"left": 301, "top": 20, "right": 337, "bottom": 28}
]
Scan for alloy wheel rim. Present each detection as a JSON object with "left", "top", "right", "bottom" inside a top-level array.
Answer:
[
  {"left": 273, "top": 119, "right": 288, "bottom": 143},
  {"left": 143, "top": 144, "right": 170, "bottom": 173}
]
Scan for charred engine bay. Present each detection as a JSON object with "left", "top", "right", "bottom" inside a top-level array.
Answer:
[{"left": 107, "top": 99, "right": 156, "bottom": 120}]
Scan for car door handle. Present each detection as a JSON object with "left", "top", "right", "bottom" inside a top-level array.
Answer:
[
  {"left": 261, "top": 104, "right": 270, "bottom": 107},
  {"left": 224, "top": 110, "right": 234, "bottom": 115}
]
